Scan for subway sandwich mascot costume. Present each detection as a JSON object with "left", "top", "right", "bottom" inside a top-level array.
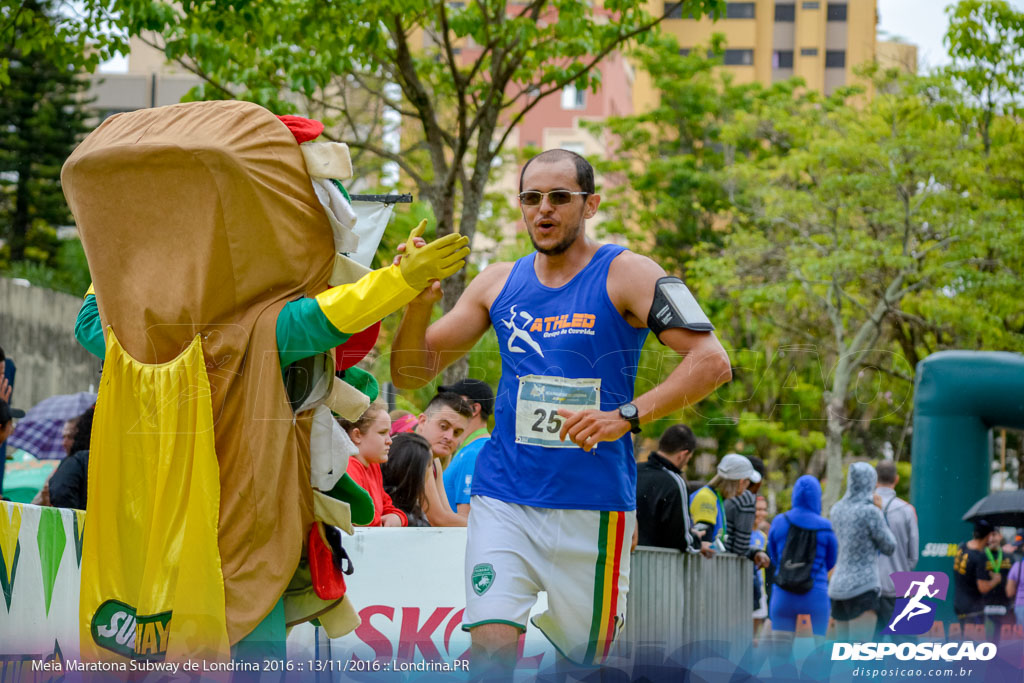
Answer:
[{"left": 61, "top": 101, "right": 468, "bottom": 662}]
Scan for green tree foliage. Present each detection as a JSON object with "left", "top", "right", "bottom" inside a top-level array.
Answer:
[
  {"left": 4, "top": 239, "right": 92, "bottom": 295},
  {"left": 700, "top": 68, "right": 1023, "bottom": 511},
  {"left": 595, "top": 35, "right": 807, "bottom": 274},
  {"left": 0, "top": 1, "right": 122, "bottom": 87},
  {"left": 595, "top": 39, "right": 829, "bottom": 459},
  {"left": 600, "top": 33, "right": 1024, "bottom": 504},
  {"left": 944, "top": 0, "right": 1024, "bottom": 154},
  {"left": 111, "top": 0, "right": 725, "bottom": 338},
  {"left": 0, "top": 1, "right": 95, "bottom": 269}
]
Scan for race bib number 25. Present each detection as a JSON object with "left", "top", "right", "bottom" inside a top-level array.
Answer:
[{"left": 515, "top": 375, "right": 601, "bottom": 449}]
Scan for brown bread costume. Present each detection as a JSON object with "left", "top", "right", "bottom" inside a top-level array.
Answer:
[{"left": 62, "top": 100, "right": 373, "bottom": 648}]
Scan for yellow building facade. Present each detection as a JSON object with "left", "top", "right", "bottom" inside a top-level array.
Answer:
[{"left": 635, "top": 0, "right": 885, "bottom": 111}]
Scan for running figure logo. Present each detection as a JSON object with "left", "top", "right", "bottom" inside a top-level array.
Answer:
[
  {"left": 885, "top": 571, "right": 949, "bottom": 635},
  {"left": 503, "top": 305, "right": 544, "bottom": 357}
]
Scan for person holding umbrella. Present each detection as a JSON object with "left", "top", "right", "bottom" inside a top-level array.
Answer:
[{"left": 953, "top": 520, "right": 1004, "bottom": 628}]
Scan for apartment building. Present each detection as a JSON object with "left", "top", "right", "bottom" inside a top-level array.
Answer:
[
  {"left": 633, "top": 0, "right": 908, "bottom": 111},
  {"left": 87, "top": 37, "right": 201, "bottom": 119}
]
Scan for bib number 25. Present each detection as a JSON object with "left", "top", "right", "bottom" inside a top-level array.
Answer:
[
  {"left": 531, "top": 408, "right": 563, "bottom": 435},
  {"left": 515, "top": 374, "right": 600, "bottom": 448}
]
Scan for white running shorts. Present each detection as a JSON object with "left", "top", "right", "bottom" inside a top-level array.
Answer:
[{"left": 462, "top": 495, "right": 635, "bottom": 666}]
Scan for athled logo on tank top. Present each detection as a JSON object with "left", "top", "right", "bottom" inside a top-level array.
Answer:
[{"left": 502, "top": 306, "right": 595, "bottom": 356}]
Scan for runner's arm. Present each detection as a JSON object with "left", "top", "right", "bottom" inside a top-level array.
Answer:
[
  {"left": 390, "top": 263, "right": 510, "bottom": 389},
  {"left": 559, "top": 254, "right": 731, "bottom": 449},
  {"left": 618, "top": 254, "right": 732, "bottom": 423}
]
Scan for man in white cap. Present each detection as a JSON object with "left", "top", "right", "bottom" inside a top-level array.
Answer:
[{"left": 689, "top": 453, "right": 766, "bottom": 564}]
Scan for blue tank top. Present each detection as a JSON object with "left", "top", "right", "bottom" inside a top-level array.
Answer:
[{"left": 473, "top": 244, "right": 649, "bottom": 510}]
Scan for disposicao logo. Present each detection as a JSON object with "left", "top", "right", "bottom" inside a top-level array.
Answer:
[
  {"left": 831, "top": 571, "right": 997, "bottom": 663},
  {"left": 884, "top": 571, "right": 948, "bottom": 635}
]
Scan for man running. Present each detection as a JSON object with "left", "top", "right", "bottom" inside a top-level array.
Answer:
[{"left": 390, "top": 149, "right": 731, "bottom": 671}]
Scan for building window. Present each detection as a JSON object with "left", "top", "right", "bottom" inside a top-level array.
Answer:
[
  {"left": 726, "top": 2, "right": 755, "bottom": 19},
  {"left": 825, "top": 50, "right": 846, "bottom": 67},
  {"left": 560, "top": 142, "right": 585, "bottom": 156},
  {"left": 827, "top": 3, "right": 847, "bottom": 21},
  {"left": 775, "top": 3, "right": 795, "bottom": 21},
  {"left": 678, "top": 48, "right": 691, "bottom": 56},
  {"left": 664, "top": 2, "right": 683, "bottom": 19},
  {"left": 802, "top": 1, "right": 820, "bottom": 8},
  {"left": 723, "top": 49, "right": 754, "bottom": 66},
  {"left": 800, "top": 47, "right": 819, "bottom": 56},
  {"left": 561, "top": 84, "right": 585, "bottom": 110},
  {"left": 773, "top": 50, "right": 794, "bottom": 68}
]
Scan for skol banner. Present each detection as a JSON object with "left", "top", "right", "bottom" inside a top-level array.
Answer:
[
  {"left": 5, "top": 501, "right": 1023, "bottom": 682},
  {"left": 287, "top": 527, "right": 556, "bottom": 674}
]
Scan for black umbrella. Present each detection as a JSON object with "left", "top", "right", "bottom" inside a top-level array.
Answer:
[{"left": 961, "top": 490, "right": 1024, "bottom": 528}]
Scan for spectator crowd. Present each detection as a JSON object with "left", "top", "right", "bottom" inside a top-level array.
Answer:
[{"left": 634, "top": 422, "right": 1024, "bottom": 650}]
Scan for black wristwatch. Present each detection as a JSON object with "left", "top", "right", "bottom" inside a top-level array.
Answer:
[{"left": 618, "top": 403, "right": 642, "bottom": 434}]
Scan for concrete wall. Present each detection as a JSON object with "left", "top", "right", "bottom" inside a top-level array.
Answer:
[{"left": 0, "top": 278, "right": 99, "bottom": 410}]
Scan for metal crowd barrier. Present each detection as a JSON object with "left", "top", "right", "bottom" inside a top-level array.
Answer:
[{"left": 624, "top": 547, "right": 754, "bottom": 651}]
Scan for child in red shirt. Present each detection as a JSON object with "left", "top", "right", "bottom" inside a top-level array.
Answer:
[{"left": 339, "top": 404, "right": 406, "bottom": 527}]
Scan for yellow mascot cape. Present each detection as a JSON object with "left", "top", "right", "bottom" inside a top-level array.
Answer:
[{"left": 61, "top": 101, "right": 386, "bottom": 661}]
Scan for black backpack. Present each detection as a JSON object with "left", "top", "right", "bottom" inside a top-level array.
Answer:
[{"left": 774, "top": 513, "right": 817, "bottom": 594}]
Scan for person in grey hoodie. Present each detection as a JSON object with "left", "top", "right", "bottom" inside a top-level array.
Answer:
[
  {"left": 874, "top": 460, "right": 919, "bottom": 638},
  {"left": 829, "top": 461, "right": 897, "bottom": 642}
]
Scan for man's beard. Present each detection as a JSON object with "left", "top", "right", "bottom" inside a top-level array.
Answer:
[{"left": 529, "top": 220, "right": 583, "bottom": 256}]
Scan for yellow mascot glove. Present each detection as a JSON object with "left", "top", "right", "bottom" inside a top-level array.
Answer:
[{"left": 399, "top": 220, "right": 470, "bottom": 290}]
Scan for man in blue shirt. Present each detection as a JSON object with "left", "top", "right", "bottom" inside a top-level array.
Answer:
[
  {"left": 441, "top": 378, "right": 494, "bottom": 514},
  {"left": 391, "top": 149, "right": 731, "bottom": 671}
]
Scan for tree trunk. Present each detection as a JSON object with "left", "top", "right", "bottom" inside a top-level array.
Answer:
[
  {"left": 440, "top": 267, "right": 470, "bottom": 384},
  {"left": 437, "top": 112, "right": 500, "bottom": 385},
  {"left": 821, "top": 358, "right": 854, "bottom": 515},
  {"left": 822, "top": 395, "right": 846, "bottom": 516}
]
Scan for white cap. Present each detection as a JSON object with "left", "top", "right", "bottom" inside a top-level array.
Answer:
[{"left": 717, "top": 453, "right": 761, "bottom": 483}]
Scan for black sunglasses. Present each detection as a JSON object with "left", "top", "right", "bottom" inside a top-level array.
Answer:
[{"left": 518, "top": 190, "right": 588, "bottom": 206}]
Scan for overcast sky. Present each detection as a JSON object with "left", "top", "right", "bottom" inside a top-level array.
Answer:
[{"left": 878, "top": 0, "right": 1024, "bottom": 72}]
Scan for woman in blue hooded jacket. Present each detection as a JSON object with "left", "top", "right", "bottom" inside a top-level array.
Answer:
[{"left": 768, "top": 475, "right": 838, "bottom": 643}]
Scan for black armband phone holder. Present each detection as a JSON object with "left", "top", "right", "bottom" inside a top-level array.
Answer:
[{"left": 647, "top": 276, "right": 714, "bottom": 341}]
